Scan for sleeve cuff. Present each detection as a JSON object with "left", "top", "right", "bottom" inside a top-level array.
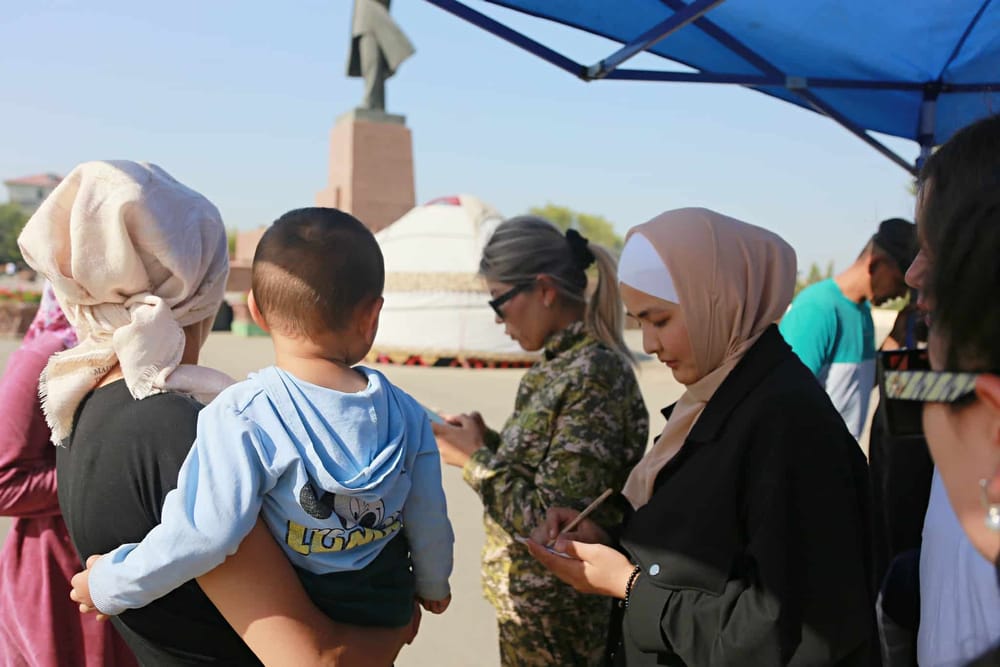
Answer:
[
  {"left": 461, "top": 446, "right": 494, "bottom": 493},
  {"left": 88, "top": 550, "right": 130, "bottom": 617},
  {"left": 483, "top": 429, "right": 501, "bottom": 451},
  {"left": 415, "top": 580, "right": 451, "bottom": 601},
  {"left": 624, "top": 573, "right": 672, "bottom": 654}
]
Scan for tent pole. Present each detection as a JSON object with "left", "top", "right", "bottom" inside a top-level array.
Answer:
[
  {"left": 422, "top": 1, "right": 999, "bottom": 95},
  {"left": 916, "top": 85, "right": 940, "bottom": 172},
  {"left": 604, "top": 69, "right": 930, "bottom": 90},
  {"left": 652, "top": 0, "right": 918, "bottom": 174},
  {"left": 936, "top": 0, "right": 992, "bottom": 80},
  {"left": 586, "top": 0, "right": 727, "bottom": 79},
  {"left": 422, "top": 0, "right": 994, "bottom": 173},
  {"left": 794, "top": 88, "right": 917, "bottom": 175},
  {"left": 658, "top": 0, "right": 782, "bottom": 77},
  {"left": 421, "top": 0, "right": 585, "bottom": 78}
]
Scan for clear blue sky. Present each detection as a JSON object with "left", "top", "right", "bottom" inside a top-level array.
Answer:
[{"left": 2, "top": 0, "right": 918, "bottom": 273}]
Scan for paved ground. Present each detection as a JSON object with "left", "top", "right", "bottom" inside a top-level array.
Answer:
[{"left": 0, "top": 319, "right": 887, "bottom": 665}]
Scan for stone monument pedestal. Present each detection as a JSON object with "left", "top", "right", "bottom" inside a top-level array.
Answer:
[{"left": 316, "top": 108, "right": 415, "bottom": 233}]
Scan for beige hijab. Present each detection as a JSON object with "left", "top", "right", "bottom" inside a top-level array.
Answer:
[
  {"left": 621, "top": 208, "right": 796, "bottom": 508},
  {"left": 18, "top": 160, "right": 233, "bottom": 444}
]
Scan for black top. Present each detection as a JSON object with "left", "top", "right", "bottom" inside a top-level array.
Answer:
[
  {"left": 967, "top": 644, "right": 1000, "bottom": 666},
  {"left": 607, "top": 326, "right": 877, "bottom": 666},
  {"left": 57, "top": 380, "right": 262, "bottom": 666},
  {"left": 867, "top": 402, "right": 933, "bottom": 590}
]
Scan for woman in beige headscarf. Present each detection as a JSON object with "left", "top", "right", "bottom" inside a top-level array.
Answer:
[
  {"left": 17, "top": 160, "right": 418, "bottom": 666},
  {"left": 528, "top": 208, "right": 876, "bottom": 666}
]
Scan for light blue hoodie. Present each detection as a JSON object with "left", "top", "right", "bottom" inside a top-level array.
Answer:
[{"left": 89, "top": 366, "right": 453, "bottom": 616}]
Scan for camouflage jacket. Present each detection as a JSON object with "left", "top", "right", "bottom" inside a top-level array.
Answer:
[{"left": 463, "top": 321, "right": 648, "bottom": 621}]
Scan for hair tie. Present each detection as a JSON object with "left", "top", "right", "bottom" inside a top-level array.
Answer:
[{"left": 565, "top": 228, "right": 596, "bottom": 270}]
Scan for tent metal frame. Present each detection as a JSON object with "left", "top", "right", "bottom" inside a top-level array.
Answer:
[{"left": 423, "top": 0, "right": 999, "bottom": 175}]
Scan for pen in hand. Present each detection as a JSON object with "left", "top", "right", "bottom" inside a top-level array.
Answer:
[{"left": 546, "top": 488, "right": 614, "bottom": 547}]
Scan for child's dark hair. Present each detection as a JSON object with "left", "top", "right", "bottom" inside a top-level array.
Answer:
[
  {"left": 252, "top": 207, "right": 384, "bottom": 338},
  {"left": 926, "top": 186, "right": 1000, "bottom": 372},
  {"left": 919, "top": 114, "right": 1000, "bottom": 253}
]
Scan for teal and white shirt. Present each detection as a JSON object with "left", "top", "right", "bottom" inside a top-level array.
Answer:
[{"left": 779, "top": 279, "right": 875, "bottom": 440}]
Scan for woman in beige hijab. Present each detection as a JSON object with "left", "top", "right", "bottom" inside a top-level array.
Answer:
[
  {"left": 529, "top": 208, "right": 876, "bottom": 666},
  {"left": 17, "top": 160, "right": 417, "bottom": 666}
]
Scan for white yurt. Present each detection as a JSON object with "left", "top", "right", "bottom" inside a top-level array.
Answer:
[{"left": 370, "top": 195, "right": 537, "bottom": 367}]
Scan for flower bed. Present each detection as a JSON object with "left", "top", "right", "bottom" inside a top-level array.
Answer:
[{"left": 0, "top": 290, "right": 42, "bottom": 338}]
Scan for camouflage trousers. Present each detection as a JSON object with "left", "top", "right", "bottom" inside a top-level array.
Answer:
[{"left": 497, "top": 607, "right": 608, "bottom": 667}]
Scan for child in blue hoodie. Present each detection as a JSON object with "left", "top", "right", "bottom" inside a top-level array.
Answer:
[{"left": 71, "top": 207, "right": 453, "bottom": 627}]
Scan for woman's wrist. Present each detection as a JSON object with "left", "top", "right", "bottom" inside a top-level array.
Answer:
[
  {"left": 468, "top": 436, "right": 485, "bottom": 455},
  {"left": 458, "top": 438, "right": 483, "bottom": 463},
  {"left": 621, "top": 564, "right": 642, "bottom": 605},
  {"left": 460, "top": 433, "right": 486, "bottom": 462}
]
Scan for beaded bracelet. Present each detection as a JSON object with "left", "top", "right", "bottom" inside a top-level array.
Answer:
[{"left": 623, "top": 564, "right": 642, "bottom": 609}]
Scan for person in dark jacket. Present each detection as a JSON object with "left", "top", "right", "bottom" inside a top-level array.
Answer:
[{"left": 528, "top": 207, "right": 877, "bottom": 666}]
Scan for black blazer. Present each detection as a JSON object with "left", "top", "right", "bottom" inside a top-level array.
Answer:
[{"left": 608, "top": 325, "right": 877, "bottom": 666}]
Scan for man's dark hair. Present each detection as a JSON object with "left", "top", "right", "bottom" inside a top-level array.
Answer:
[
  {"left": 870, "top": 217, "right": 917, "bottom": 273},
  {"left": 919, "top": 114, "right": 1000, "bottom": 254},
  {"left": 252, "top": 207, "right": 383, "bottom": 338},
  {"left": 926, "top": 186, "right": 1000, "bottom": 372}
]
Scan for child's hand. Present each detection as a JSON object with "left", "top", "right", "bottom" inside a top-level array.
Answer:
[
  {"left": 70, "top": 554, "right": 107, "bottom": 619},
  {"left": 418, "top": 594, "right": 451, "bottom": 614}
]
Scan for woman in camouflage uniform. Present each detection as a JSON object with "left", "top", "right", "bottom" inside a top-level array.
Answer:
[{"left": 433, "top": 216, "right": 649, "bottom": 666}]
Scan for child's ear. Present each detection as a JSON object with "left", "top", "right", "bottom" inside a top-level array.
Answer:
[
  {"left": 247, "top": 290, "right": 271, "bottom": 333},
  {"left": 362, "top": 296, "right": 384, "bottom": 339}
]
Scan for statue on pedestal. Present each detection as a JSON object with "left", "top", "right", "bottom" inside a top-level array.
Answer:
[{"left": 346, "top": 0, "right": 415, "bottom": 112}]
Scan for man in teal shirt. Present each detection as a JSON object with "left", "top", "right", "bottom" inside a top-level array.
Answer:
[{"left": 780, "top": 219, "right": 917, "bottom": 440}]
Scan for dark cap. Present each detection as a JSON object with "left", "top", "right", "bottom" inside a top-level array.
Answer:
[{"left": 872, "top": 218, "right": 918, "bottom": 273}]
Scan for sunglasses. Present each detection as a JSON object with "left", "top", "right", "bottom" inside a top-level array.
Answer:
[
  {"left": 877, "top": 347, "right": 985, "bottom": 437},
  {"left": 882, "top": 369, "right": 979, "bottom": 404},
  {"left": 488, "top": 282, "right": 533, "bottom": 320}
]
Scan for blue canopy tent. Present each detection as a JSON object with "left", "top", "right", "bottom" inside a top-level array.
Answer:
[{"left": 422, "top": 0, "right": 1000, "bottom": 175}]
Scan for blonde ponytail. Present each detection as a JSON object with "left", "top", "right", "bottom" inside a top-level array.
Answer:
[{"left": 480, "top": 216, "right": 634, "bottom": 364}]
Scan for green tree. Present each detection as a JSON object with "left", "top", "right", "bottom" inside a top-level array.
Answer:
[
  {"left": 527, "top": 203, "right": 624, "bottom": 252},
  {"left": 805, "top": 262, "right": 824, "bottom": 285},
  {"left": 0, "top": 204, "right": 28, "bottom": 265},
  {"left": 795, "top": 260, "right": 835, "bottom": 296}
]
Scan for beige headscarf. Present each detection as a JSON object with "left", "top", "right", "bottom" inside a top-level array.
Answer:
[
  {"left": 18, "top": 160, "right": 233, "bottom": 444},
  {"left": 620, "top": 208, "right": 797, "bottom": 508}
]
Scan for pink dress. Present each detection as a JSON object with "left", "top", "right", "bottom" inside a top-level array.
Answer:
[{"left": 0, "top": 329, "right": 137, "bottom": 666}]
